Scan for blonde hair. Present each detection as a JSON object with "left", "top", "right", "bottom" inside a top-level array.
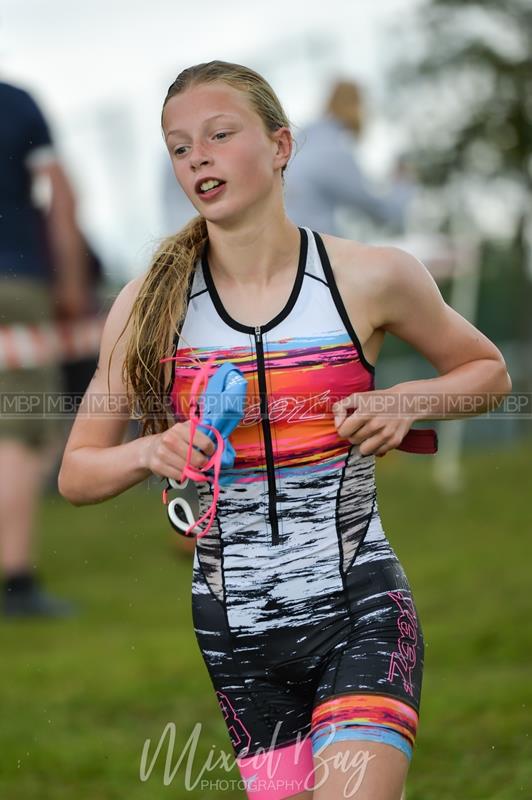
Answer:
[{"left": 112, "top": 60, "right": 294, "bottom": 436}]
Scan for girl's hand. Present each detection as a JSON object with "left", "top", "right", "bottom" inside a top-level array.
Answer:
[
  {"left": 140, "top": 420, "right": 216, "bottom": 481},
  {"left": 332, "top": 389, "right": 415, "bottom": 457}
]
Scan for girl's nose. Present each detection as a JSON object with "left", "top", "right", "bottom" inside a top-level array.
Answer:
[{"left": 190, "top": 146, "right": 211, "bottom": 171}]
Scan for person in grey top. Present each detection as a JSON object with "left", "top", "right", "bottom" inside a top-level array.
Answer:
[{"left": 284, "top": 79, "right": 416, "bottom": 236}]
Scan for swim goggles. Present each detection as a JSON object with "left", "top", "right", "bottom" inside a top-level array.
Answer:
[
  {"left": 157, "top": 351, "right": 437, "bottom": 537},
  {"left": 158, "top": 352, "right": 247, "bottom": 539}
]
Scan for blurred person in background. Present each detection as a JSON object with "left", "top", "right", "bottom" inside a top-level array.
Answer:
[
  {"left": 284, "top": 79, "right": 416, "bottom": 236},
  {"left": 0, "top": 78, "right": 91, "bottom": 618},
  {"left": 57, "top": 235, "right": 105, "bottom": 409}
]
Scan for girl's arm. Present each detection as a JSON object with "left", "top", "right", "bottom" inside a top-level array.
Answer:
[
  {"left": 370, "top": 245, "right": 512, "bottom": 417},
  {"left": 332, "top": 243, "right": 512, "bottom": 455},
  {"left": 57, "top": 276, "right": 214, "bottom": 506}
]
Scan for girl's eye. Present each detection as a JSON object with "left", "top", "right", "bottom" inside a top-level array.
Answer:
[{"left": 173, "top": 132, "right": 230, "bottom": 156}]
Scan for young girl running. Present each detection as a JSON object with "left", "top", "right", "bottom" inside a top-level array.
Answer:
[{"left": 58, "top": 60, "right": 511, "bottom": 800}]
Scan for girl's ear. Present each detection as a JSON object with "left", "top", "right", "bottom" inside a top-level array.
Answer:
[{"left": 273, "top": 126, "right": 292, "bottom": 167}]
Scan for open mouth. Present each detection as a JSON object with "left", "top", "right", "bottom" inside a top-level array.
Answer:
[{"left": 196, "top": 179, "right": 227, "bottom": 198}]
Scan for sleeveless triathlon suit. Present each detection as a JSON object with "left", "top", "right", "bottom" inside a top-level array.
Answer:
[{"left": 168, "top": 227, "right": 425, "bottom": 800}]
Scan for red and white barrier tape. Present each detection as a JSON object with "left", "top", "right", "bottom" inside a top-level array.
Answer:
[{"left": 0, "top": 316, "right": 106, "bottom": 370}]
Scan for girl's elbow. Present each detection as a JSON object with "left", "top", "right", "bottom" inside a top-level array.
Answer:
[
  {"left": 57, "top": 468, "right": 77, "bottom": 505},
  {"left": 488, "top": 363, "right": 512, "bottom": 411},
  {"left": 57, "top": 461, "right": 86, "bottom": 506},
  {"left": 498, "top": 361, "right": 512, "bottom": 394}
]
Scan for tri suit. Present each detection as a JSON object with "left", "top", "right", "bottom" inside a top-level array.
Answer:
[{"left": 168, "top": 226, "right": 427, "bottom": 799}]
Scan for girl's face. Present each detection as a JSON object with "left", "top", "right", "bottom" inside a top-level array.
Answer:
[{"left": 162, "top": 81, "right": 290, "bottom": 224}]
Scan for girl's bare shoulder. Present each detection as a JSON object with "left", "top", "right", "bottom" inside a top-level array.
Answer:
[
  {"left": 91, "top": 273, "right": 148, "bottom": 389},
  {"left": 318, "top": 232, "right": 411, "bottom": 312},
  {"left": 319, "top": 231, "right": 408, "bottom": 280}
]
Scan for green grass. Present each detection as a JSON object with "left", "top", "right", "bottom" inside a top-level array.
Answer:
[{"left": 1, "top": 441, "right": 531, "bottom": 799}]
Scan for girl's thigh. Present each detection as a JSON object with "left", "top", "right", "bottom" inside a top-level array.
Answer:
[{"left": 312, "top": 739, "right": 409, "bottom": 800}]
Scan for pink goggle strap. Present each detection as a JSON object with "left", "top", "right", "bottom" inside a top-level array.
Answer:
[{"left": 159, "top": 352, "right": 225, "bottom": 538}]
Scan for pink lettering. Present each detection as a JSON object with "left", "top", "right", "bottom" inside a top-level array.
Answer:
[
  {"left": 386, "top": 591, "right": 419, "bottom": 696},
  {"left": 240, "top": 391, "right": 333, "bottom": 427},
  {"left": 216, "top": 691, "right": 252, "bottom": 755}
]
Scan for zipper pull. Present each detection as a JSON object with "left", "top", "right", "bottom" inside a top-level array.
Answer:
[{"left": 255, "top": 325, "right": 261, "bottom": 343}]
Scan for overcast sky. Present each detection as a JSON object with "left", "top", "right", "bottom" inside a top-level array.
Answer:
[{"left": 0, "top": 0, "right": 424, "bottom": 280}]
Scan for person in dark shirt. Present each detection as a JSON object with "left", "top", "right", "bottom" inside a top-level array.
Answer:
[{"left": 0, "top": 79, "right": 91, "bottom": 617}]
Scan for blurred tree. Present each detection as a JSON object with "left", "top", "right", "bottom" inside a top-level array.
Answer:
[{"left": 384, "top": 0, "right": 532, "bottom": 404}]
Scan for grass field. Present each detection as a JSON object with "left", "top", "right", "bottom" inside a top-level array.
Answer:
[{"left": 1, "top": 440, "right": 531, "bottom": 800}]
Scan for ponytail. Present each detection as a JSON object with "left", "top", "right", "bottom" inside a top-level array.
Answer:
[{"left": 111, "top": 214, "right": 208, "bottom": 436}]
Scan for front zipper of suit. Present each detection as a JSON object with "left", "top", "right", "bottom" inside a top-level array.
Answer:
[{"left": 254, "top": 325, "right": 279, "bottom": 545}]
